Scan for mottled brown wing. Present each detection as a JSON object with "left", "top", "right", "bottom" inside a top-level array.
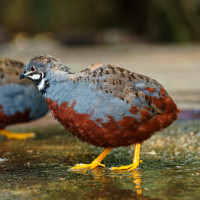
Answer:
[
  {"left": 81, "top": 63, "right": 167, "bottom": 115},
  {"left": 0, "top": 58, "right": 32, "bottom": 85}
]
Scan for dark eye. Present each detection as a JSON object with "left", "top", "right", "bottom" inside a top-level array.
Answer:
[{"left": 31, "top": 66, "right": 36, "bottom": 71}]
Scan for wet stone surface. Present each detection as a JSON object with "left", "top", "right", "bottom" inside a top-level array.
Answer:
[{"left": 0, "top": 121, "right": 199, "bottom": 200}]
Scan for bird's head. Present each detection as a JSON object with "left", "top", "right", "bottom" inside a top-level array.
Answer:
[
  {"left": 19, "top": 54, "right": 71, "bottom": 94},
  {"left": 19, "top": 54, "right": 58, "bottom": 82}
]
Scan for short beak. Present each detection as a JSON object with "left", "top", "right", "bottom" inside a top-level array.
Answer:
[{"left": 19, "top": 72, "right": 26, "bottom": 79}]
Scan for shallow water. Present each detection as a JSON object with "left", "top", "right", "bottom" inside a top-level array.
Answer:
[{"left": 0, "top": 121, "right": 199, "bottom": 200}]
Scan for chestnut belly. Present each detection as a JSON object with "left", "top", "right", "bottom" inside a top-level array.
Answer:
[
  {"left": 0, "top": 105, "right": 31, "bottom": 129},
  {"left": 46, "top": 98, "right": 179, "bottom": 148}
]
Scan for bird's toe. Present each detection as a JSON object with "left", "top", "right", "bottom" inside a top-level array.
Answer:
[
  {"left": 111, "top": 162, "right": 141, "bottom": 171},
  {"left": 71, "top": 162, "right": 105, "bottom": 171}
]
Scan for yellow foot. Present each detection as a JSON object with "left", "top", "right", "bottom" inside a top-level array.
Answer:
[
  {"left": 111, "top": 160, "right": 143, "bottom": 171},
  {"left": 0, "top": 129, "right": 35, "bottom": 140},
  {"left": 71, "top": 147, "right": 113, "bottom": 171},
  {"left": 71, "top": 162, "right": 105, "bottom": 171}
]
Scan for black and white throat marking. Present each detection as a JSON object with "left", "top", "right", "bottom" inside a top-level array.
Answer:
[{"left": 28, "top": 72, "right": 49, "bottom": 95}]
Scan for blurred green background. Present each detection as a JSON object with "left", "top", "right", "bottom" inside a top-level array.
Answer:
[{"left": 0, "top": 0, "right": 200, "bottom": 44}]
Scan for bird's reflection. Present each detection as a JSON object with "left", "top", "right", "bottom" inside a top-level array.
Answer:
[
  {"left": 72, "top": 167, "right": 143, "bottom": 196},
  {"left": 133, "top": 170, "right": 142, "bottom": 195},
  {"left": 110, "top": 169, "right": 143, "bottom": 195},
  {"left": 75, "top": 168, "right": 159, "bottom": 200}
]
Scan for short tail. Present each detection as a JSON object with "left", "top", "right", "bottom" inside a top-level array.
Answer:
[{"left": 134, "top": 96, "right": 180, "bottom": 143}]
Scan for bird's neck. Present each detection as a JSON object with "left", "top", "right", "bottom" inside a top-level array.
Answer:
[
  {"left": 39, "top": 70, "right": 77, "bottom": 100},
  {"left": 33, "top": 72, "right": 50, "bottom": 95}
]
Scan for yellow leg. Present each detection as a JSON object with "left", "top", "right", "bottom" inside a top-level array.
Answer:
[
  {"left": 0, "top": 129, "right": 35, "bottom": 140},
  {"left": 71, "top": 147, "right": 113, "bottom": 171},
  {"left": 111, "top": 143, "right": 142, "bottom": 171}
]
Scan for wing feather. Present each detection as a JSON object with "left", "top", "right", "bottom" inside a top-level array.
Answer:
[{"left": 82, "top": 64, "right": 168, "bottom": 117}]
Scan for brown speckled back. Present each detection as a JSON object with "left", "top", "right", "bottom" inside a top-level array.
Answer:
[
  {"left": 70, "top": 63, "right": 167, "bottom": 115},
  {"left": 0, "top": 58, "right": 32, "bottom": 85}
]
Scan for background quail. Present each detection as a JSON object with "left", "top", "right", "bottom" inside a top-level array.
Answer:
[{"left": 0, "top": 58, "right": 48, "bottom": 140}]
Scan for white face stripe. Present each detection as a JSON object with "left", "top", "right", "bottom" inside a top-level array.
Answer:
[
  {"left": 38, "top": 78, "right": 46, "bottom": 91},
  {"left": 27, "top": 74, "right": 41, "bottom": 80}
]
